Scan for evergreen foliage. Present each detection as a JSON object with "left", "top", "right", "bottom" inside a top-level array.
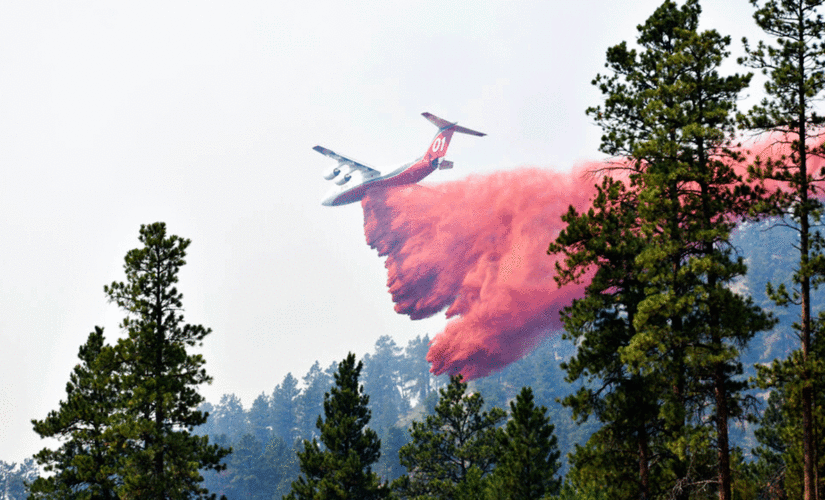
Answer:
[
  {"left": 193, "top": 334, "right": 452, "bottom": 499},
  {"left": 29, "top": 327, "right": 120, "bottom": 498},
  {"left": 29, "top": 223, "right": 229, "bottom": 499},
  {"left": 247, "top": 393, "right": 272, "bottom": 446},
  {"left": 198, "top": 435, "right": 299, "bottom": 499},
  {"left": 0, "top": 459, "right": 38, "bottom": 500},
  {"left": 400, "top": 335, "right": 438, "bottom": 403},
  {"left": 393, "top": 375, "right": 506, "bottom": 499},
  {"left": 271, "top": 373, "right": 301, "bottom": 444},
  {"left": 211, "top": 394, "right": 247, "bottom": 443},
  {"left": 285, "top": 353, "right": 390, "bottom": 500},
  {"left": 489, "top": 387, "right": 561, "bottom": 500},
  {"left": 296, "top": 361, "right": 333, "bottom": 440},
  {"left": 748, "top": 390, "right": 793, "bottom": 498},
  {"left": 223, "top": 434, "right": 293, "bottom": 499},
  {"left": 103, "top": 222, "right": 229, "bottom": 499},
  {"left": 362, "top": 336, "right": 409, "bottom": 433},
  {"left": 740, "top": 1, "right": 825, "bottom": 497},
  {"left": 552, "top": 1, "right": 775, "bottom": 498},
  {"left": 551, "top": 176, "right": 666, "bottom": 499},
  {"left": 376, "top": 426, "right": 410, "bottom": 484}
]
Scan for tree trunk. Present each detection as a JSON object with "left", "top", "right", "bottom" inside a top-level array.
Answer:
[
  {"left": 639, "top": 426, "right": 651, "bottom": 500},
  {"left": 715, "top": 359, "right": 731, "bottom": 500},
  {"left": 797, "top": 30, "right": 815, "bottom": 498},
  {"left": 154, "top": 269, "right": 166, "bottom": 491}
]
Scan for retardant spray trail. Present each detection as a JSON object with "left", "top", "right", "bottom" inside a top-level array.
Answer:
[
  {"left": 362, "top": 166, "right": 599, "bottom": 380},
  {"left": 360, "top": 136, "right": 823, "bottom": 380}
]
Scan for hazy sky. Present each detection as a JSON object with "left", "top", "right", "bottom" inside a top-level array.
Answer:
[{"left": 0, "top": 0, "right": 765, "bottom": 464}]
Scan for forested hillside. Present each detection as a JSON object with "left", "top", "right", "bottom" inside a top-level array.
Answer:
[
  {"left": 182, "top": 217, "right": 811, "bottom": 499},
  {"left": 190, "top": 332, "right": 593, "bottom": 498},
  {"left": 2, "top": 195, "right": 822, "bottom": 499}
]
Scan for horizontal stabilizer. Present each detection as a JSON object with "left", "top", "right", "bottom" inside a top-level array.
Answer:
[{"left": 422, "top": 112, "right": 486, "bottom": 136}]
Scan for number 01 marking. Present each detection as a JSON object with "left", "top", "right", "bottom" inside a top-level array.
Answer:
[{"left": 432, "top": 137, "right": 445, "bottom": 152}]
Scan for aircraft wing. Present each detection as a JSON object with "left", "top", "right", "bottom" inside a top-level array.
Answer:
[{"left": 313, "top": 145, "right": 381, "bottom": 176}]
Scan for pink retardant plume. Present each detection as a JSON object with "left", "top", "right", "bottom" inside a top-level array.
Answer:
[
  {"left": 362, "top": 166, "right": 599, "bottom": 380},
  {"left": 359, "top": 135, "right": 824, "bottom": 381}
]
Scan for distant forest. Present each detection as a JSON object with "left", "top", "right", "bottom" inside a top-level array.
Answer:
[{"left": 191, "top": 332, "right": 592, "bottom": 498}]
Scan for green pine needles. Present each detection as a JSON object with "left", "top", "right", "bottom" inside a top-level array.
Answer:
[
  {"left": 552, "top": 1, "right": 776, "bottom": 499},
  {"left": 285, "top": 353, "right": 390, "bottom": 500},
  {"left": 30, "top": 222, "right": 230, "bottom": 499},
  {"left": 490, "top": 387, "right": 561, "bottom": 500},
  {"left": 30, "top": 327, "right": 120, "bottom": 499}
]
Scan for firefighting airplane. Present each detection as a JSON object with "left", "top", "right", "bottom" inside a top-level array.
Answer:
[{"left": 315, "top": 112, "right": 485, "bottom": 206}]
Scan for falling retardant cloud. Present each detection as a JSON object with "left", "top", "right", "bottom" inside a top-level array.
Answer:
[
  {"left": 361, "top": 137, "right": 825, "bottom": 380},
  {"left": 362, "top": 166, "right": 599, "bottom": 380}
]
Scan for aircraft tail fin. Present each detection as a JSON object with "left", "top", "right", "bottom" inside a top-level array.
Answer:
[{"left": 422, "top": 112, "right": 486, "bottom": 136}]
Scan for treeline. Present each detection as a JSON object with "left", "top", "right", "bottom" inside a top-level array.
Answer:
[
  {"left": 280, "top": 352, "right": 563, "bottom": 499},
  {"left": 181, "top": 210, "right": 812, "bottom": 499},
  {"left": 6, "top": 214, "right": 816, "bottom": 498},
  {"left": 190, "top": 333, "right": 596, "bottom": 498},
  {"left": 192, "top": 334, "right": 448, "bottom": 498},
  {"left": 0, "top": 460, "right": 37, "bottom": 500},
  {"left": 6, "top": 222, "right": 586, "bottom": 500}
]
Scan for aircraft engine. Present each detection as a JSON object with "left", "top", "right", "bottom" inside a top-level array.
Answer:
[
  {"left": 323, "top": 165, "right": 341, "bottom": 180},
  {"left": 334, "top": 173, "right": 352, "bottom": 185}
]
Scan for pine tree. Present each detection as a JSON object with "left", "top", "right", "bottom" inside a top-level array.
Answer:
[
  {"left": 363, "top": 335, "right": 408, "bottom": 432},
  {"left": 748, "top": 390, "right": 794, "bottom": 497},
  {"left": 488, "top": 387, "right": 560, "bottom": 500},
  {"left": 211, "top": 394, "right": 247, "bottom": 442},
  {"left": 740, "top": 1, "right": 825, "bottom": 498},
  {"left": 376, "top": 426, "right": 409, "bottom": 483},
  {"left": 248, "top": 393, "right": 272, "bottom": 445},
  {"left": 401, "top": 335, "right": 438, "bottom": 403},
  {"left": 554, "top": 2, "right": 774, "bottom": 498},
  {"left": 271, "top": 372, "right": 301, "bottom": 444},
  {"left": 393, "top": 375, "right": 506, "bottom": 499},
  {"left": 297, "top": 361, "right": 332, "bottom": 440},
  {"left": 223, "top": 433, "right": 294, "bottom": 500},
  {"left": 551, "top": 177, "right": 665, "bottom": 500},
  {"left": 1, "top": 459, "right": 38, "bottom": 500},
  {"left": 104, "top": 222, "right": 229, "bottom": 498},
  {"left": 285, "top": 352, "right": 390, "bottom": 500},
  {"left": 29, "top": 327, "right": 120, "bottom": 498}
]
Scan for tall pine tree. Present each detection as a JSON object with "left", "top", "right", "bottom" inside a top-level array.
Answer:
[
  {"left": 104, "top": 222, "right": 229, "bottom": 498},
  {"left": 362, "top": 335, "right": 408, "bottom": 432},
  {"left": 551, "top": 177, "right": 665, "bottom": 500},
  {"left": 271, "top": 372, "right": 301, "bottom": 444},
  {"left": 740, "top": 1, "right": 825, "bottom": 498},
  {"left": 554, "top": 2, "right": 774, "bottom": 498}
]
